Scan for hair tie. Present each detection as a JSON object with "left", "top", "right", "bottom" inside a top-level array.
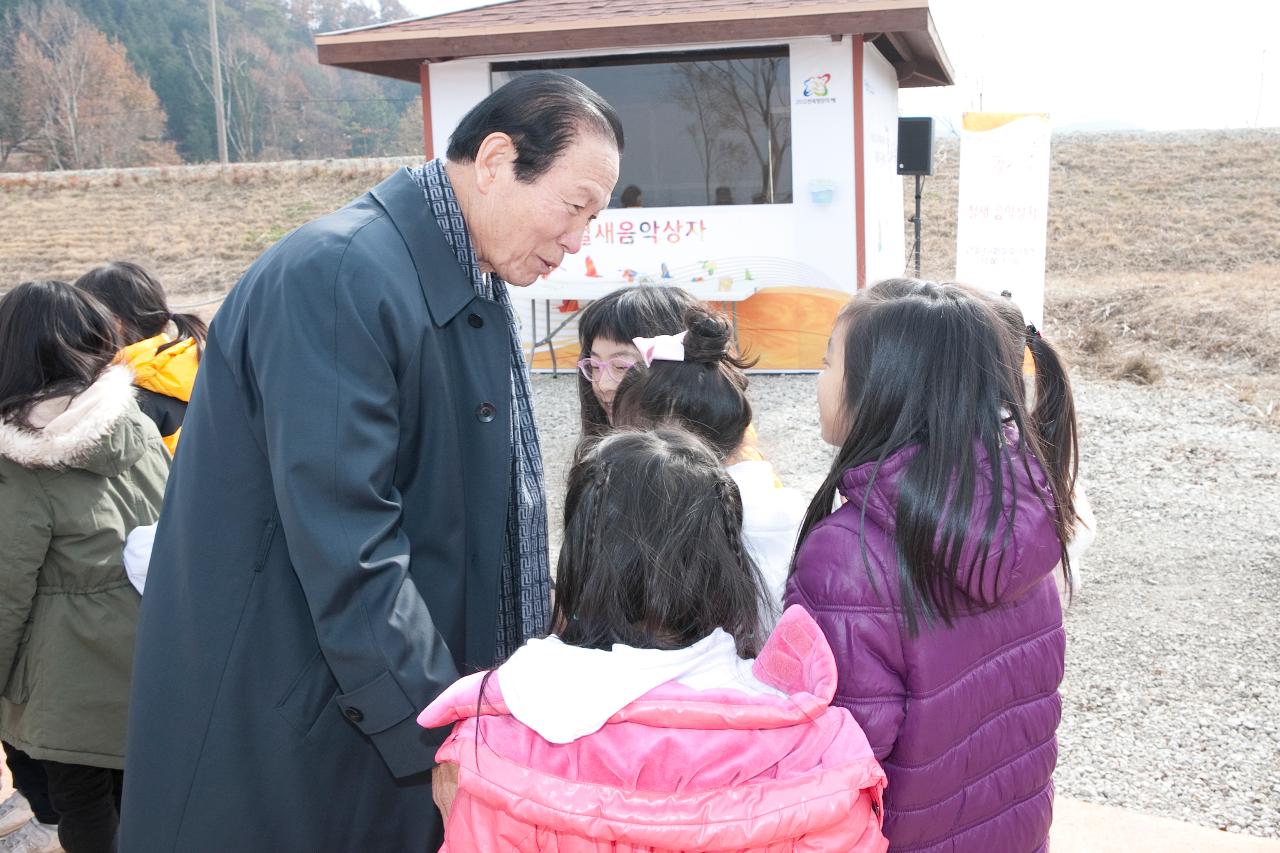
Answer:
[
  {"left": 632, "top": 331, "right": 687, "bottom": 367},
  {"left": 1025, "top": 323, "right": 1041, "bottom": 340}
]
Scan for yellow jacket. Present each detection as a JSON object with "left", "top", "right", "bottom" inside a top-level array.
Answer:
[
  {"left": 737, "top": 423, "right": 785, "bottom": 488},
  {"left": 120, "top": 334, "right": 200, "bottom": 454}
]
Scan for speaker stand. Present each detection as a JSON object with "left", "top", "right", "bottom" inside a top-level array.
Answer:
[{"left": 910, "top": 174, "right": 925, "bottom": 278}]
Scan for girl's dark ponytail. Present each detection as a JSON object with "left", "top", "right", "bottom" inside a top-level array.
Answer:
[
  {"left": 1024, "top": 327, "right": 1079, "bottom": 539},
  {"left": 611, "top": 305, "right": 755, "bottom": 461},
  {"left": 168, "top": 311, "right": 208, "bottom": 350},
  {"left": 75, "top": 261, "right": 205, "bottom": 352},
  {"left": 681, "top": 307, "right": 734, "bottom": 364}
]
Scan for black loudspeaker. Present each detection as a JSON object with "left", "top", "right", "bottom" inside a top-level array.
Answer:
[{"left": 897, "top": 117, "right": 934, "bottom": 176}]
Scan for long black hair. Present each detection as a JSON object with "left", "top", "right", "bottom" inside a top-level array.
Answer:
[
  {"left": 76, "top": 261, "right": 207, "bottom": 352},
  {"left": 795, "top": 279, "right": 1076, "bottom": 634},
  {"left": 0, "top": 280, "right": 121, "bottom": 426},
  {"left": 986, "top": 292, "right": 1080, "bottom": 519},
  {"left": 611, "top": 304, "right": 755, "bottom": 461},
  {"left": 553, "top": 428, "right": 768, "bottom": 656},
  {"left": 576, "top": 285, "right": 701, "bottom": 439}
]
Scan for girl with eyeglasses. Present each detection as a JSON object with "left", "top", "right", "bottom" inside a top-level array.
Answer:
[
  {"left": 574, "top": 285, "right": 775, "bottom": 467},
  {"left": 575, "top": 286, "right": 699, "bottom": 433}
]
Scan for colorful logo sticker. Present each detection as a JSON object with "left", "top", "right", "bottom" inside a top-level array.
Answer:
[{"left": 803, "top": 74, "right": 831, "bottom": 97}]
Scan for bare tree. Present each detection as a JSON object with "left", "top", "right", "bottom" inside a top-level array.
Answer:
[
  {"left": 670, "top": 63, "right": 723, "bottom": 205},
  {"left": 13, "top": 0, "right": 93, "bottom": 168},
  {"left": 186, "top": 27, "right": 270, "bottom": 161},
  {"left": 705, "top": 58, "right": 789, "bottom": 202},
  {"left": 12, "top": 0, "right": 176, "bottom": 169},
  {"left": 392, "top": 95, "right": 425, "bottom": 156},
  {"left": 671, "top": 57, "right": 790, "bottom": 203},
  {"left": 0, "top": 33, "right": 41, "bottom": 167}
]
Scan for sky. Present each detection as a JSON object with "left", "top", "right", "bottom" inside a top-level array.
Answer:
[
  {"left": 396, "top": 0, "right": 1280, "bottom": 133},
  {"left": 901, "top": 0, "right": 1280, "bottom": 133}
]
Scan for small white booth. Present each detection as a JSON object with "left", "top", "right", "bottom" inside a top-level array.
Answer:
[{"left": 317, "top": 0, "right": 953, "bottom": 369}]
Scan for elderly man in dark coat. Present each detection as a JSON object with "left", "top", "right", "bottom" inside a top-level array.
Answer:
[{"left": 118, "top": 72, "right": 622, "bottom": 851}]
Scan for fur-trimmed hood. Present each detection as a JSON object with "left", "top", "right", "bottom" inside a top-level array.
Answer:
[{"left": 0, "top": 365, "right": 150, "bottom": 473}]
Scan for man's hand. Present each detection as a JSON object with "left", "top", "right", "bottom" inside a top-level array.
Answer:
[{"left": 432, "top": 762, "right": 460, "bottom": 825}]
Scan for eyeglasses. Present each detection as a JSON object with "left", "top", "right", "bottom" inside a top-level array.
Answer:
[{"left": 577, "top": 355, "right": 637, "bottom": 383}]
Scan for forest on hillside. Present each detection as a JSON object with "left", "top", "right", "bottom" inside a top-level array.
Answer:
[{"left": 0, "top": 0, "right": 423, "bottom": 169}]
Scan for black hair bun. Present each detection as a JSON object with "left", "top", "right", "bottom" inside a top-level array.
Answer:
[{"left": 680, "top": 307, "right": 732, "bottom": 363}]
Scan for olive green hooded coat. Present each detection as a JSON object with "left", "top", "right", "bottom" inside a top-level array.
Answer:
[{"left": 0, "top": 364, "right": 168, "bottom": 769}]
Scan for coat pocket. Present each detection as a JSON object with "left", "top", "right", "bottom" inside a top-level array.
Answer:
[
  {"left": 252, "top": 516, "right": 278, "bottom": 573},
  {"left": 274, "top": 648, "right": 339, "bottom": 737},
  {"left": 1, "top": 624, "right": 34, "bottom": 705}
]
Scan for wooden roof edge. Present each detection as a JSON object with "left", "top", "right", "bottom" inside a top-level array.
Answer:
[
  {"left": 922, "top": 7, "right": 955, "bottom": 85},
  {"left": 316, "top": 4, "right": 955, "bottom": 89},
  {"left": 318, "top": 9, "right": 930, "bottom": 62},
  {"left": 314, "top": 1, "right": 928, "bottom": 45},
  {"left": 330, "top": 59, "right": 423, "bottom": 84}
]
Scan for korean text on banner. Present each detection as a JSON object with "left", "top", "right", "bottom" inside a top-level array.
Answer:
[{"left": 954, "top": 112, "right": 1051, "bottom": 325}]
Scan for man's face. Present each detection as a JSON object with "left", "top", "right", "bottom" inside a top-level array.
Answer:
[{"left": 472, "top": 132, "right": 619, "bottom": 286}]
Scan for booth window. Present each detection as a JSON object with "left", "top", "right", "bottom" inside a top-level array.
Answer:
[{"left": 493, "top": 47, "right": 792, "bottom": 208}]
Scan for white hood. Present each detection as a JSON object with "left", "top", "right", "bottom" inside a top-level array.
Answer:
[
  {"left": 0, "top": 365, "right": 137, "bottom": 469},
  {"left": 498, "top": 629, "right": 784, "bottom": 744},
  {"left": 727, "top": 460, "right": 807, "bottom": 630}
]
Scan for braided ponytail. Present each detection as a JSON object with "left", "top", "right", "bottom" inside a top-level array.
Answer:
[{"left": 554, "top": 429, "right": 767, "bottom": 655}]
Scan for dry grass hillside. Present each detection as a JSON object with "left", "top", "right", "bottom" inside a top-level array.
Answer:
[
  {"left": 0, "top": 130, "right": 1276, "bottom": 419},
  {"left": 909, "top": 129, "right": 1280, "bottom": 279},
  {"left": 0, "top": 157, "right": 422, "bottom": 299},
  {"left": 911, "top": 129, "right": 1280, "bottom": 424}
]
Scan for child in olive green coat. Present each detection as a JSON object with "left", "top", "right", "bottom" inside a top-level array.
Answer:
[{"left": 0, "top": 281, "right": 169, "bottom": 853}]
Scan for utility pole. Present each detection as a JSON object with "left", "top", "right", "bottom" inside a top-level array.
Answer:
[{"left": 208, "top": 0, "right": 228, "bottom": 163}]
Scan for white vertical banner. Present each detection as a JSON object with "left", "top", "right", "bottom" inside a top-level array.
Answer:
[
  {"left": 954, "top": 112, "right": 1051, "bottom": 325},
  {"left": 861, "top": 45, "right": 904, "bottom": 285}
]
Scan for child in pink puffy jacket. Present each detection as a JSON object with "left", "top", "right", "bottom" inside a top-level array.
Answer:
[{"left": 418, "top": 428, "right": 888, "bottom": 852}]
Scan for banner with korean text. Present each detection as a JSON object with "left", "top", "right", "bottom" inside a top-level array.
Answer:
[
  {"left": 514, "top": 204, "right": 848, "bottom": 371},
  {"left": 955, "top": 112, "right": 1052, "bottom": 325}
]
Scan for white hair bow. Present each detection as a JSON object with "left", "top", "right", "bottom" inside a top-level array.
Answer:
[{"left": 632, "top": 331, "right": 688, "bottom": 367}]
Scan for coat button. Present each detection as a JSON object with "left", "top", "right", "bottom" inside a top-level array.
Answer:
[
  {"left": 476, "top": 402, "right": 496, "bottom": 423},
  {"left": 344, "top": 707, "right": 364, "bottom": 723},
  {"left": 467, "top": 313, "right": 484, "bottom": 328}
]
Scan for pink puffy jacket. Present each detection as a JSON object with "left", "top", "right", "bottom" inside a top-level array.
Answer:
[{"left": 417, "top": 607, "right": 888, "bottom": 852}]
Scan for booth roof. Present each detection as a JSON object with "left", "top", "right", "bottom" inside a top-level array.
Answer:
[{"left": 315, "top": 0, "right": 954, "bottom": 88}]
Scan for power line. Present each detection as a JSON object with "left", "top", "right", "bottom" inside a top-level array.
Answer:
[{"left": 264, "top": 96, "right": 420, "bottom": 104}]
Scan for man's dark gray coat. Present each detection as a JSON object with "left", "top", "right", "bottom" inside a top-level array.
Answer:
[{"left": 119, "top": 169, "right": 516, "bottom": 851}]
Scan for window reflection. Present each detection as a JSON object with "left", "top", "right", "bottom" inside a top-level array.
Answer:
[{"left": 493, "top": 47, "right": 792, "bottom": 208}]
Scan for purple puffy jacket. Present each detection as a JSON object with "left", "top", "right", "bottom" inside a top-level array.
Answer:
[{"left": 785, "top": 441, "right": 1065, "bottom": 853}]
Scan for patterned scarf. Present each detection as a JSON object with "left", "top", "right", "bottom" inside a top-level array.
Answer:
[{"left": 408, "top": 160, "right": 551, "bottom": 661}]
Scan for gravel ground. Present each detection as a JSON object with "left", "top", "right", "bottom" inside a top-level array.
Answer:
[{"left": 530, "top": 371, "right": 1280, "bottom": 838}]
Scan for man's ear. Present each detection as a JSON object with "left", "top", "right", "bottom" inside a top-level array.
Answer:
[{"left": 473, "top": 132, "right": 515, "bottom": 194}]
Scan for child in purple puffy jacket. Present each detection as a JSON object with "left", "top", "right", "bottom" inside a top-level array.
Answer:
[{"left": 786, "top": 279, "right": 1081, "bottom": 853}]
